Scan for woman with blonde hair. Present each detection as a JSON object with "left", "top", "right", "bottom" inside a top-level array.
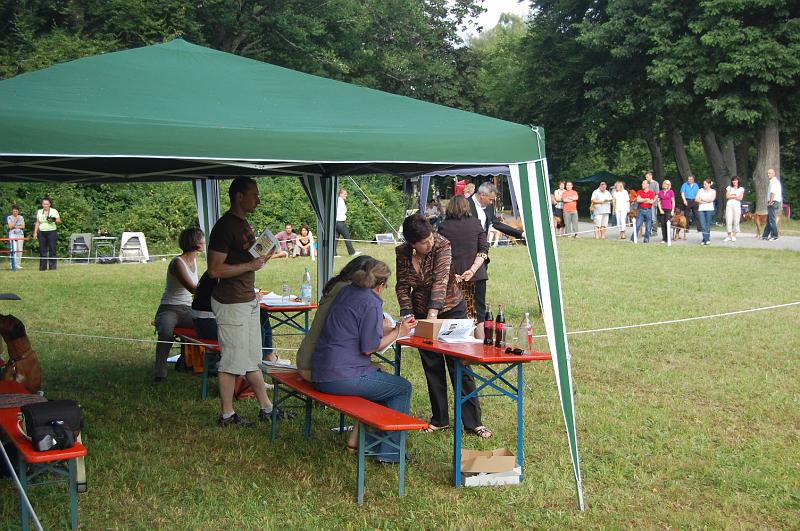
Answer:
[
  {"left": 611, "top": 181, "right": 629, "bottom": 239},
  {"left": 311, "top": 259, "right": 415, "bottom": 463},
  {"left": 657, "top": 179, "right": 676, "bottom": 243}
]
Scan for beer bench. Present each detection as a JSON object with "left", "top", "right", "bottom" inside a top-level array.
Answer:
[
  {"left": 267, "top": 371, "right": 428, "bottom": 504},
  {"left": 0, "top": 407, "right": 87, "bottom": 530},
  {"left": 173, "top": 326, "right": 220, "bottom": 400}
]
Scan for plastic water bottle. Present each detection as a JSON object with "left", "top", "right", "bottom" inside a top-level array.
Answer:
[{"left": 300, "top": 267, "right": 312, "bottom": 304}]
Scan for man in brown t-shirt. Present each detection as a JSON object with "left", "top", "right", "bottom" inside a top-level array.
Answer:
[{"left": 207, "top": 177, "right": 274, "bottom": 427}]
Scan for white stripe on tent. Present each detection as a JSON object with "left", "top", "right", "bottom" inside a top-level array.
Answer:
[{"left": 510, "top": 162, "right": 584, "bottom": 511}]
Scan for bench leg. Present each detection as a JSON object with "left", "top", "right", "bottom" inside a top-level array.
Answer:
[
  {"left": 338, "top": 413, "right": 345, "bottom": 433},
  {"left": 200, "top": 349, "right": 211, "bottom": 400},
  {"left": 398, "top": 431, "right": 407, "bottom": 497},
  {"left": 304, "top": 398, "right": 313, "bottom": 440},
  {"left": 69, "top": 459, "right": 78, "bottom": 529},
  {"left": 270, "top": 384, "right": 280, "bottom": 441},
  {"left": 357, "top": 421, "right": 366, "bottom": 505},
  {"left": 17, "top": 458, "right": 29, "bottom": 531}
]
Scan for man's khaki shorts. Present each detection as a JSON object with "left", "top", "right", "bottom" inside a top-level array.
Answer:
[{"left": 211, "top": 298, "right": 262, "bottom": 375}]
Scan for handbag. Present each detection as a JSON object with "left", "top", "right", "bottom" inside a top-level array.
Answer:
[{"left": 18, "top": 400, "right": 82, "bottom": 452}]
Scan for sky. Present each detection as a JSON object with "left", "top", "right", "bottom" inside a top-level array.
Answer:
[{"left": 459, "top": 0, "right": 530, "bottom": 39}]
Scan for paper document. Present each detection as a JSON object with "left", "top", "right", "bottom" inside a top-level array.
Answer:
[
  {"left": 435, "top": 319, "right": 477, "bottom": 343},
  {"left": 260, "top": 292, "right": 307, "bottom": 306},
  {"left": 249, "top": 226, "right": 280, "bottom": 259}
]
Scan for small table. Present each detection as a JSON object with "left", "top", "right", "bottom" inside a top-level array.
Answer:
[
  {"left": 92, "top": 236, "right": 117, "bottom": 262},
  {"left": 394, "top": 336, "right": 550, "bottom": 487},
  {"left": 259, "top": 302, "right": 318, "bottom": 337}
]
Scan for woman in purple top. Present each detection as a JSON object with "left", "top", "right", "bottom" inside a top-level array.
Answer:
[
  {"left": 657, "top": 179, "right": 676, "bottom": 243},
  {"left": 311, "top": 260, "right": 415, "bottom": 463}
]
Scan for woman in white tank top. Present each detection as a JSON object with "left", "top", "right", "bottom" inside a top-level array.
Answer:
[{"left": 153, "top": 227, "right": 204, "bottom": 382}]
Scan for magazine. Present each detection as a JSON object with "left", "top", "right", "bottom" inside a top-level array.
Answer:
[
  {"left": 436, "top": 319, "right": 482, "bottom": 343},
  {"left": 249, "top": 226, "right": 280, "bottom": 259}
]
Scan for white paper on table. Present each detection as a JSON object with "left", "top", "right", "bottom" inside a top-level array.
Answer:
[
  {"left": 435, "top": 318, "right": 477, "bottom": 342},
  {"left": 260, "top": 292, "right": 305, "bottom": 306}
]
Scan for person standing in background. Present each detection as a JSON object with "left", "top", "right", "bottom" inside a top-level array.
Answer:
[
  {"left": 631, "top": 180, "right": 656, "bottom": 243},
  {"left": 32, "top": 197, "right": 61, "bottom": 271},
  {"left": 611, "top": 182, "right": 630, "bottom": 240},
  {"left": 724, "top": 176, "right": 745, "bottom": 242},
  {"left": 334, "top": 188, "right": 359, "bottom": 257},
  {"left": 680, "top": 175, "right": 700, "bottom": 231},
  {"left": 762, "top": 168, "right": 783, "bottom": 241},
  {"left": 696, "top": 179, "right": 717, "bottom": 246},
  {"left": 657, "top": 180, "right": 675, "bottom": 243},
  {"left": 646, "top": 172, "right": 660, "bottom": 235},
  {"left": 6, "top": 204, "right": 25, "bottom": 270},
  {"left": 561, "top": 181, "right": 579, "bottom": 238},
  {"left": 590, "top": 181, "right": 613, "bottom": 240},
  {"left": 552, "top": 181, "right": 566, "bottom": 236}
]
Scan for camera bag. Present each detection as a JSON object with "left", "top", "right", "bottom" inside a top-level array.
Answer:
[{"left": 18, "top": 400, "right": 82, "bottom": 452}]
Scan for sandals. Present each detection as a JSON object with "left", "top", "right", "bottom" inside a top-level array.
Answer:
[
  {"left": 472, "top": 426, "right": 493, "bottom": 439},
  {"left": 423, "top": 424, "right": 450, "bottom": 433}
]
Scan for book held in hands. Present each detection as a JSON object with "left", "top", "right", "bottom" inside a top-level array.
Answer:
[{"left": 249, "top": 227, "right": 280, "bottom": 259}]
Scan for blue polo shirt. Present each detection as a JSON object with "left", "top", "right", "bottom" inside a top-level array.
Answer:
[
  {"left": 311, "top": 283, "right": 383, "bottom": 383},
  {"left": 680, "top": 182, "right": 699, "bottom": 200}
]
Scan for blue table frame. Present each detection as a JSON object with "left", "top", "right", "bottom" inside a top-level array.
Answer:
[
  {"left": 395, "top": 336, "right": 550, "bottom": 487},
  {"left": 260, "top": 303, "right": 317, "bottom": 337}
]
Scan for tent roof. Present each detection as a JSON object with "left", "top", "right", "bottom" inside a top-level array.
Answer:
[{"left": 0, "top": 39, "right": 543, "bottom": 183}]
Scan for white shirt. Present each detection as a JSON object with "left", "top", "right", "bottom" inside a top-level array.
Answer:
[
  {"left": 336, "top": 196, "right": 347, "bottom": 222},
  {"left": 591, "top": 189, "right": 613, "bottom": 215},
  {"left": 726, "top": 186, "right": 744, "bottom": 203},
  {"left": 767, "top": 177, "right": 783, "bottom": 203},
  {"left": 471, "top": 194, "right": 487, "bottom": 229},
  {"left": 612, "top": 190, "right": 630, "bottom": 213}
]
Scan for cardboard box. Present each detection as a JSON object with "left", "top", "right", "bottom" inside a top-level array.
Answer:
[
  {"left": 413, "top": 319, "right": 446, "bottom": 340},
  {"left": 461, "top": 448, "right": 521, "bottom": 487}
]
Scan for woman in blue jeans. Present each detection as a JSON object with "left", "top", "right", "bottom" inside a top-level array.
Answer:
[
  {"left": 696, "top": 179, "right": 717, "bottom": 245},
  {"left": 311, "top": 260, "right": 415, "bottom": 463}
]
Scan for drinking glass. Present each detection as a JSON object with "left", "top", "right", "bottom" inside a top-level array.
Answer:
[{"left": 281, "top": 282, "right": 290, "bottom": 303}]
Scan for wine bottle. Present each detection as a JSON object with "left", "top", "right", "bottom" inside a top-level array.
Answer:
[
  {"left": 483, "top": 307, "right": 494, "bottom": 345},
  {"left": 494, "top": 304, "right": 506, "bottom": 348},
  {"left": 524, "top": 312, "right": 533, "bottom": 350}
]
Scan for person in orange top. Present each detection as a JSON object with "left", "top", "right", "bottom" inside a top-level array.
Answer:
[{"left": 561, "top": 181, "right": 579, "bottom": 238}]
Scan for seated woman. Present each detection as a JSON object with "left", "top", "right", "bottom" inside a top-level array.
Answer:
[
  {"left": 311, "top": 260, "right": 415, "bottom": 463},
  {"left": 396, "top": 214, "right": 492, "bottom": 438},
  {"left": 292, "top": 224, "right": 313, "bottom": 257},
  {"left": 153, "top": 227, "right": 203, "bottom": 382}
]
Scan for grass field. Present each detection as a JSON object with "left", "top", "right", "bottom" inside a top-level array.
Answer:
[{"left": 1, "top": 238, "right": 799, "bottom": 529}]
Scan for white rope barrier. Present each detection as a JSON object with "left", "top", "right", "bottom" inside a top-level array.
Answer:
[
  {"left": 529, "top": 301, "right": 800, "bottom": 339},
  {"left": 16, "top": 252, "right": 180, "bottom": 262}
]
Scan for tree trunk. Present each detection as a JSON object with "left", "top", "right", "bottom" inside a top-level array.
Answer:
[
  {"left": 670, "top": 128, "right": 693, "bottom": 182},
  {"left": 721, "top": 138, "right": 736, "bottom": 178},
  {"left": 701, "top": 130, "right": 731, "bottom": 219},
  {"left": 736, "top": 138, "right": 752, "bottom": 191},
  {"left": 752, "top": 119, "right": 780, "bottom": 214},
  {"left": 646, "top": 136, "right": 665, "bottom": 183}
]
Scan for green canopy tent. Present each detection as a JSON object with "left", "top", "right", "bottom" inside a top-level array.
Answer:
[{"left": 0, "top": 39, "right": 583, "bottom": 509}]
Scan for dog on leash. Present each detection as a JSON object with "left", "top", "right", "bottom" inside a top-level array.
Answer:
[
  {"left": 0, "top": 314, "right": 42, "bottom": 393},
  {"left": 742, "top": 211, "right": 780, "bottom": 238},
  {"left": 671, "top": 211, "right": 689, "bottom": 240}
]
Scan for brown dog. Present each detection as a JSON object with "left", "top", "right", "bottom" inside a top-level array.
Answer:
[
  {"left": 0, "top": 314, "right": 42, "bottom": 393},
  {"left": 671, "top": 212, "right": 689, "bottom": 240},
  {"left": 742, "top": 211, "right": 781, "bottom": 238}
]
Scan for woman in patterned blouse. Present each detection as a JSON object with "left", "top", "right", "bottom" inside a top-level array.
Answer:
[{"left": 395, "top": 214, "right": 492, "bottom": 438}]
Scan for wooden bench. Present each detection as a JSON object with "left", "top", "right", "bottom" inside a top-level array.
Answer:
[
  {"left": 268, "top": 371, "right": 428, "bottom": 504},
  {"left": 173, "top": 326, "right": 220, "bottom": 400},
  {"left": 0, "top": 407, "right": 87, "bottom": 530}
]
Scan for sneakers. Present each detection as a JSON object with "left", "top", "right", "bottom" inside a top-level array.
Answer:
[
  {"left": 768, "top": 236, "right": 779, "bottom": 241},
  {"left": 723, "top": 237, "right": 731, "bottom": 242},
  {"left": 731, "top": 236, "right": 737, "bottom": 242},
  {"left": 351, "top": 251, "right": 362, "bottom": 257},
  {"left": 218, "top": 412, "right": 255, "bottom": 428},
  {"left": 258, "top": 407, "right": 297, "bottom": 422}
]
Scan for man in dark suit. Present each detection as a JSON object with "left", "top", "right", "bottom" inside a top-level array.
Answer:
[{"left": 467, "top": 182, "right": 524, "bottom": 322}]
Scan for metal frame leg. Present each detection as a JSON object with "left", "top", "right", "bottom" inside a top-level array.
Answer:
[
  {"left": 454, "top": 361, "right": 463, "bottom": 488},
  {"left": 356, "top": 421, "right": 366, "bottom": 505},
  {"left": 398, "top": 431, "right": 407, "bottom": 497},
  {"left": 200, "top": 349, "right": 211, "bottom": 400},
  {"left": 69, "top": 459, "right": 78, "bottom": 529},
  {"left": 270, "top": 384, "right": 280, "bottom": 441},
  {"left": 18, "top": 457, "right": 28, "bottom": 531},
  {"left": 517, "top": 363, "right": 524, "bottom": 480},
  {"left": 304, "top": 398, "right": 313, "bottom": 440}
]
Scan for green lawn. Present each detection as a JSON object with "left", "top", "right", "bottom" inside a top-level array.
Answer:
[{"left": 1, "top": 240, "right": 798, "bottom": 529}]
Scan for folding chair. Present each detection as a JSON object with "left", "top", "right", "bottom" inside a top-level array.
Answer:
[{"left": 67, "top": 233, "right": 93, "bottom": 264}]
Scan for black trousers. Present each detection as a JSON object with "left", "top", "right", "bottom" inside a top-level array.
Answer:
[
  {"left": 684, "top": 200, "right": 700, "bottom": 230},
  {"left": 474, "top": 279, "right": 487, "bottom": 323},
  {"left": 659, "top": 212, "right": 671, "bottom": 242},
  {"left": 334, "top": 220, "right": 356, "bottom": 255},
  {"left": 416, "top": 302, "right": 483, "bottom": 429},
  {"left": 38, "top": 230, "right": 58, "bottom": 270}
]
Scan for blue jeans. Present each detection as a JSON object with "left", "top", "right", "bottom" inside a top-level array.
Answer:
[
  {"left": 193, "top": 310, "right": 273, "bottom": 358},
  {"left": 314, "top": 370, "right": 412, "bottom": 462},
  {"left": 698, "top": 210, "right": 714, "bottom": 243},
  {"left": 632, "top": 208, "right": 652, "bottom": 242},
  {"left": 762, "top": 202, "right": 781, "bottom": 239}
]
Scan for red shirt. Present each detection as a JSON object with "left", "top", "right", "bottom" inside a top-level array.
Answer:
[
  {"left": 637, "top": 189, "right": 655, "bottom": 206},
  {"left": 562, "top": 190, "right": 579, "bottom": 213}
]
